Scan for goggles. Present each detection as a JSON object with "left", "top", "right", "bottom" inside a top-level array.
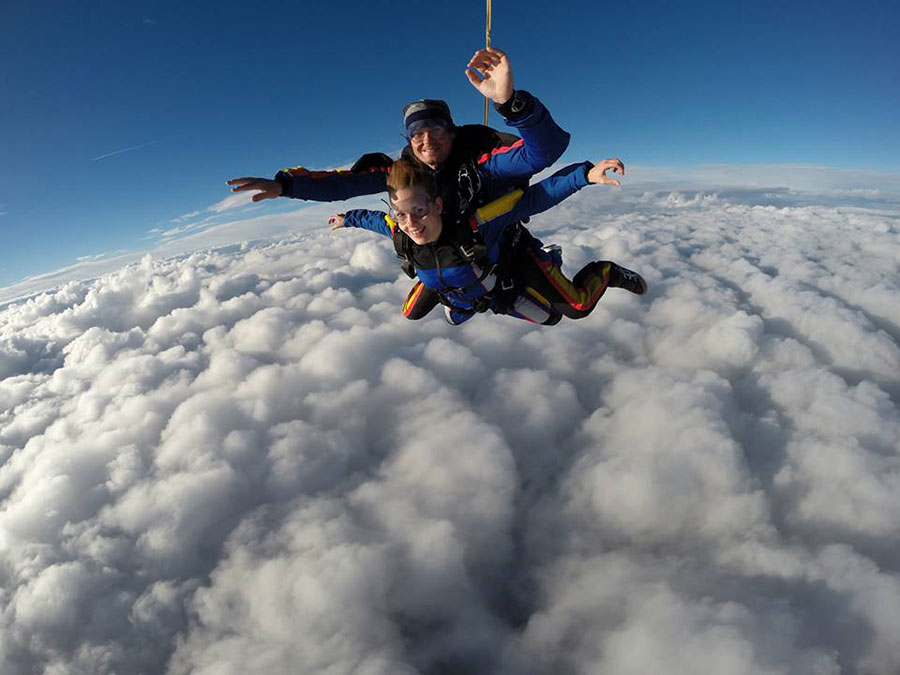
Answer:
[
  {"left": 392, "top": 200, "right": 434, "bottom": 223},
  {"left": 407, "top": 120, "right": 451, "bottom": 142}
]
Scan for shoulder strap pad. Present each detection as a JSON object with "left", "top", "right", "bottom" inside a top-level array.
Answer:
[
  {"left": 350, "top": 152, "right": 393, "bottom": 174},
  {"left": 442, "top": 215, "right": 489, "bottom": 266}
]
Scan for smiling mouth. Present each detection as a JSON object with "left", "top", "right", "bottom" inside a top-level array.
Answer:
[{"left": 408, "top": 225, "right": 426, "bottom": 238}]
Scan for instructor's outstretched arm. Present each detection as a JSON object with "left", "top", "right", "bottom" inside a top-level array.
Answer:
[{"left": 226, "top": 177, "right": 282, "bottom": 201}]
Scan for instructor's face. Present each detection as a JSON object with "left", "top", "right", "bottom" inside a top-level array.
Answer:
[{"left": 410, "top": 124, "right": 454, "bottom": 169}]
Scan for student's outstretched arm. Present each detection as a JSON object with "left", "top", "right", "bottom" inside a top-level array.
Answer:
[
  {"left": 473, "top": 159, "right": 625, "bottom": 247},
  {"left": 329, "top": 210, "right": 395, "bottom": 238}
]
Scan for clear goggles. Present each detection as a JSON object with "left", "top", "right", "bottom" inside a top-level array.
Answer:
[
  {"left": 392, "top": 200, "right": 434, "bottom": 223},
  {"left": 407, "top": 120, "right": 451, "bottom": 142}
]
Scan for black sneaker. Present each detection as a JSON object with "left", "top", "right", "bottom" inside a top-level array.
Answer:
[{"left": 605, "top": 262, "right": 648, "bottom": 295}]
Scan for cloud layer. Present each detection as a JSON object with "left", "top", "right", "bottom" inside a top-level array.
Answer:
[{"left": 1, "top": 185, "right": 899, "bottom": 674}]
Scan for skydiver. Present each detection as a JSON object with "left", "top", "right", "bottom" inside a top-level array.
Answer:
[
  {"left": 328, "top": 158, "right": 646, "bottom": 326},
  {"left": 227, "top": 46, "right": 601, "bottom": 318},
  {"left": 226, "top": 47, "right": 570, "bottom": 216}
]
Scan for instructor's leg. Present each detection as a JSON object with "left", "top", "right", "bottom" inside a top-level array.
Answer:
[
  {"left": 518, "top": 248, "right": 646, "bottom": 320},
  {"left": 506, "top": 286, "right": 563, "bottom": 325},
  {"left": 518, "top": 249, "right": 609, "bottom": 319}
]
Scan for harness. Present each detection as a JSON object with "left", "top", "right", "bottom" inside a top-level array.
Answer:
[
  {"left": 392, "top": 159, "right": 530, "bottom": 316},
  {"left": 392, "top": 218, "right": 525, "bottom": 315}
]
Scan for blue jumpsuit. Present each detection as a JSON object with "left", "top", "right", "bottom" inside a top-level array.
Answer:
[
  {"left": 344, "top": 163, "right": 614, "bottom": 326},
  {"left": 276, "top": 90, "right": 575, "bottom": 321},
  {"left": 273, "top": 90, "right": 570, "bottom": 211}
]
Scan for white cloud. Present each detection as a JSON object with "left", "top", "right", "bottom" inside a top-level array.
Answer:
[
  {"left": 6, "top": 162, "right": 898, "bottom": 308},
  {"left": 624, "top": 163, "right": 900, "bottom": 197},
  {"left": 0, "top": 181, "right": 899, "bottom": 674},
  {"left": 207, "top": 193, "right": 252, "bottom": 214}
]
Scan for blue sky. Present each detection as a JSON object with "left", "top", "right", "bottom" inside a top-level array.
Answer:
[{"left": 2, "top": 0, "right": 898, "bottom": 291}]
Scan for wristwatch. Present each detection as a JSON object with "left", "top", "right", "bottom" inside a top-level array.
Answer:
[{"left": 495, "top": 90, "right": 530, "bottom": 119}]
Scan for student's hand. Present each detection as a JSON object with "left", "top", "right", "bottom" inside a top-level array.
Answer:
[
  {"left": 226, "top": 177, "right": 282, "bottom": 201},
  {"left": 465, "top": 47, "right": 514, "bottom": 105},
  {"left": 587, "top": 159, "right": 625, "bottom": 186},
  {"left": 328, "top": 214, "right": 346, "bottom": 230}
]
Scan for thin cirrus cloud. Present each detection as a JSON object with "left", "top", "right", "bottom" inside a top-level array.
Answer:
[
  {"left": 91, "top": 141, "right": 160, "bottom": 162},
  {"left": 0, "top": 182, "right": 899, "bottom": 674}
]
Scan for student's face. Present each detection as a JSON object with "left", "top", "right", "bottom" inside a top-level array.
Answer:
[
  {"left": 391, "top": 187, "right": 443, "bottom": 244},
  {"left": 409, "top": 124, "right": 454, "bottom": 169}
]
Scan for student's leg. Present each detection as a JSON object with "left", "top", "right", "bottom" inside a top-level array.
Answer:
[{"left": 402, "top": 281, "right": 441, "bottom": 320}]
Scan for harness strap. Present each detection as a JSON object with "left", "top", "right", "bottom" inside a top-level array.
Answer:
[
  {"left": 436, "top": 293, "right": 491, "bottom": 315},
  {"left": 392, "top": 218, "right": 529, "bottom": 316},
  {"left": 392, "top": 227, "right": 417, "bottom": 279}
]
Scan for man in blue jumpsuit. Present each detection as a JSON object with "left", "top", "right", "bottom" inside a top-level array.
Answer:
[{"left": 226, "top": 48, "right": 575, "bottom": 210}]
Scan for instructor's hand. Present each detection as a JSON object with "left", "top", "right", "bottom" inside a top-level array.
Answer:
[
  {"left": 587, "top": 159, "right": 625, "bottom": 186},
  {"left": 465, "top": 47, "right": 514, "bottom": 105},
  {"left": 226, "top": 177, "right": 282, "bottom": 201},
  {"left": 328, "top": 214, "right": 346, "bottom": 230}
]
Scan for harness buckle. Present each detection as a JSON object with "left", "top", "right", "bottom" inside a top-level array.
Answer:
[{"left": 458, "top": 243, "right": 474, "bottom": 259}]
